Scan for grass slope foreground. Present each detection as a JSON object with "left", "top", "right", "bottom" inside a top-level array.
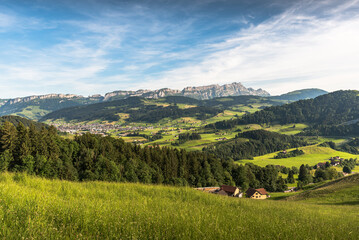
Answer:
[{"left": 0, "top": 172, "right": 359, "bottom": 240}]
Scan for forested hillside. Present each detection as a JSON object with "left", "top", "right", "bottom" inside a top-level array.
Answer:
[
  {"left": 0, "top": 115, "right": 47, "bottom": 129},
  {"left": 207, "top": 90, "right": 359, "bottom": 133}
]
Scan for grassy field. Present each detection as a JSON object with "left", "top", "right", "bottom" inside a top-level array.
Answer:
[
  {"left": 237, "top": 145, "right": 359, "bottom": 168},
  {"left": 0, "top": 172, "right": 359, "bottom": 239},
  {"left": 14, "top": 106, "right": 51, "bottom": 120},
  {"left": 286, "top": 174, "right": 359, "bottom": 205}
]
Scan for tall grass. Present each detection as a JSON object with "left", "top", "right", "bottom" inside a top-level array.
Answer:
[{"left": 0, "top": 172, "right": 358, "bottom": 239}]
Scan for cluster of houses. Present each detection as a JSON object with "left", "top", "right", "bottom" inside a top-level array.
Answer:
[
  {"left": 316, "top": 156, "right": 344, "bottom": 168},
  {"left": 195, "top": 185, "right": 270, "bottom": 199},
  {"left": 54, "top": 123, "right": 153, "bottom": 135},
  {"left": 215, "top": 137, "right": 228, "bottom": 141}
]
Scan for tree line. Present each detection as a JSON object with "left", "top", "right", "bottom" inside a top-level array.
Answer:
[{"left": 0, "top": 121, "right": 306, "bottom": 192}]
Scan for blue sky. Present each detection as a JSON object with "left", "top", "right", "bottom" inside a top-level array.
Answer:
[{"left": 0, "top": 0, "right": 358, "bottom": 98}]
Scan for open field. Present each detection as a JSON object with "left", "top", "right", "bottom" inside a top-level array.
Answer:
[
  {"left": 237, "top": 145, "right": 359, "bottom": 168},
  {"left": 0, "top": 172, "right": 359, "bottom": 239}
]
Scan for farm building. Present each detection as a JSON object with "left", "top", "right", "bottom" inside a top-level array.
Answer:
[
  {"left": 246, "top": 188, "right": 269, "bottom": 199},
  {"left": 217, "top": 185, "right": 243, "bottom": 197}
]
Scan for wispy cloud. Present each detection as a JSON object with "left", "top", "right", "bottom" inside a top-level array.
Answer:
[
  {"left": 138, "top": 0, "right": 359, "bottom": 94},
  {"left": 0, "top": 0, "right": 358, "bottom": 98}
]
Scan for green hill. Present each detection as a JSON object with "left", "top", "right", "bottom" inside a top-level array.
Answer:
[
  {"left": 286, "top": 174, "right": 359, "bottom": 205},
  {"left": 237, "top": 145, "right": 359, "bottom": 168},
  {"left": 0, "top": 97, "right": 102, "bottom": 120},
  {"left": 272, "top": 88, "right": 328, "bottom": 101},
  {"left": 207, "top": 90, "right": 359, "bottom": 133},
  {"left": 0, "top": 115, "right": 47, "bottom": 129},
  {"left": 0, "top": 172, "right": 358, "bottom": 239}
]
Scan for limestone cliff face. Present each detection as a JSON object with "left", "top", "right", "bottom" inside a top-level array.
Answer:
[
  {"left": 6, "top": 94, "right": 84, "bottom": 105},
  {"left": 181, "top": 82, "right": 269, "bottom": 100},
  {"left": 1, "top": 82, "right": 269, "bottom": 106},
  {"left": 104, "top": 82, "right": 269, "bottom": 101}
]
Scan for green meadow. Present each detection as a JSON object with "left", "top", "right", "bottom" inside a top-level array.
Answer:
[
  {"left": 0, "top": 172, "right": 359, "bottom": 239},
  {"left": 237, "top": 145, "right": 359, "bottom": 168},
  {"left": 286, "top": 174, "right": 359, "bottom": 205}
]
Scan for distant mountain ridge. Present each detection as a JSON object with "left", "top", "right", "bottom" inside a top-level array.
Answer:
[
  {"left": 103, "top": 82, "right": 270, "bottom": 101},
  {"left": 0, "top": 83, "right": 328, "bottom": 121}
]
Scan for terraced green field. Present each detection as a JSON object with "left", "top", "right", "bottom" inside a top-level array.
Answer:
[
  {"left": 0, "top": 172, "right": 358, "bottom": 239},
  {"left": 237, "top": 145, "right": 359, "bottom": 168}
]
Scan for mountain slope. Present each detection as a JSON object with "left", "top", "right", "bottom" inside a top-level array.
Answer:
[
  {"left": 0, "top": 94, "right": 103, "bottom": 120},
  {"left": 273, "top": 88, "right": 328, "bottom": 101}
]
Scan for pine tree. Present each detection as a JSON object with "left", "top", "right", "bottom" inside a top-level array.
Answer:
[
  {"left": 0, "top": 121, "right": 17, "bottom": 153},
  {"left": 286, "top": 170, "right": 295, "bottom": 184}
]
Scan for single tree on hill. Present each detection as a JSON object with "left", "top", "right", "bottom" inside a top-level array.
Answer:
[{"left": 343, "top": 166, "right": 352, "bottom": 174}]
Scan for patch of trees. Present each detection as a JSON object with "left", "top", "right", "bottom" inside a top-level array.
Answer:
[
  {"left": 171, "top": 132, "right": 202, "bottom": 146},
  {"left": 318, "top": 141, "right": 359, "bottom": 155},
  {"left": 274, "top": 149, "right": 304, "bottom": 159},
  {"left": 203, "top": 130, "right": 309, "bottom": 160},
  {"left": 126, "top": 132, "right": 163, "bottom": 142},
  {"left": 299, "top": 123, "right": 359, "bottom": 137},
  {"left": 232, "top": 163, "right": 288, "bottom": 192},
  {"left": 340, "top": 159, "right": 358, "bottom": 174},
  {"left": 296, "top": 164, "right": 341, "bottom": 189}
]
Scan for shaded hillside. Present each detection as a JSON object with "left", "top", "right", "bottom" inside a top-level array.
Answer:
[{"left": 0, "top": 115, "right": 47, "bottom": 130}]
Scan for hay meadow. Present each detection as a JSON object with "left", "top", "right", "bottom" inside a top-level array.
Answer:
[{"left": 0, "top": 172, "right": 358, "bottom": 239}]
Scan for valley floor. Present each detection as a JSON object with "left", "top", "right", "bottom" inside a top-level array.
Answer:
[{"left": 0, "top": 172, "right": 358, "bottom": 239}]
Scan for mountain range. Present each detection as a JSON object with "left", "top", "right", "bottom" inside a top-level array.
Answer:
[{"left": 0, "top": 82, "right": 327, "bottom": 121}]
